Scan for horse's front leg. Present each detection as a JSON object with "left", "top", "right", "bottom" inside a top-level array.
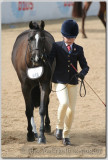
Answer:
[
  {"left": 45, "top": 97, "right": 51, "bottom": 133},
  {"left": 82, "top": 9, "right": 87, "bottom": 38},
  {"left": 38, "top": 83, "right": 50, "bottom": 144},
  {"left": 21, "top": 84, "right": 35, "bottom": 142},
  {"left": 82, "top": 2, "right": 92, "bottom": 38},
  {"left": 98, "top": 2, "right": 106, "bottom": 27}
]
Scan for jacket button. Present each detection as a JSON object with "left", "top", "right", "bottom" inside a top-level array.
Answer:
[
  {"left": 68, "top": 60, "right": 70, "bottom": 62},
  {"left": 68, "top": 70, "right": 70, "bottom": 72},
  {"left": 68, "top": 65, "right": 70, "bottom": 67},
  {"left": 68, "top": 55, "right": 70, "bottom": 57}
]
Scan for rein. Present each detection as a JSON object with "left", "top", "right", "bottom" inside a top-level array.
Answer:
[
  {"left": 51, "top": 62, "right": 106, "bottom": 107},
  {"left": 51, "top": 72, "right": 86, "bottom": 97},
  {"left": 25, "top": 31, "right": 106, "bottom": 107},
  {"left": 70, "top": 64, "right": 106, "bottom": 107},
  {"left": 25, "top": 43, "right": 29, "bottom": 68},
  {"left": 43, "top": 56, "right": 86, "bottom": 97}
]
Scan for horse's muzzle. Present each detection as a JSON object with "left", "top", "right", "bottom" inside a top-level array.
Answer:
[{"left": 31, "top": 57, "right": 42, "bottom": 67}]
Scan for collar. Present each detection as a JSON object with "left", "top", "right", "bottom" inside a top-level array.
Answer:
[{"left": 65, "top": 43, "right": 73, "bottom": 49}]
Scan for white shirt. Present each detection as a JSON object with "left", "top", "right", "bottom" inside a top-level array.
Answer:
[{"left": 65, "top": 43, "right": 73, "bottom": 53}]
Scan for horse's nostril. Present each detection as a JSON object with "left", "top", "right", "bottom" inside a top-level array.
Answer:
[{"left": 30, "top": 57, "right": 34, "bottom": 61}]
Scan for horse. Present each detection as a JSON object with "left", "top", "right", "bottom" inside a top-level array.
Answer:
[
  {"left": 11, "top": 20, "right": 55, "bottom": 144},
  {"left": 72, "top": 2, "right": 106, "bottom": 38}
]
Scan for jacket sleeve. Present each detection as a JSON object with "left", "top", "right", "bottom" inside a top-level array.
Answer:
[
  {"left": 49, "top": 43, "right": 57, "bottom": 66},
  {"left": 78, "top": 47, "right": 89, "bottom": 76}
]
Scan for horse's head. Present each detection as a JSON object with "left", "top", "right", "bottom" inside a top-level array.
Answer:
[{"left": 28, "top": 21, "right": 46, "bottom": 67}]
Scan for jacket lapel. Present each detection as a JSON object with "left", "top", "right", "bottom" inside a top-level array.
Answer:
[{"left": 62, "top": 41, "right": 68, "bottom": 53}]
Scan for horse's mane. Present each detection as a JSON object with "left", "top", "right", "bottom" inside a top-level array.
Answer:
[
  {"left": 44, "top": 30, "right": 54, "bottom": 43},
  {"left": 44, "top": 30, "right": 55, "bottom": 54}
]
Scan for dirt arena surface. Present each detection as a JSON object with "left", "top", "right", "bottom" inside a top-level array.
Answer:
[{"left": 1, "top": 17, "right": 106, "bottom": 158}]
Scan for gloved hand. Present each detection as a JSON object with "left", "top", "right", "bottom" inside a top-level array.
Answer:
[{"left": 76, "top": 72, "right": 85, "bottom": 80}]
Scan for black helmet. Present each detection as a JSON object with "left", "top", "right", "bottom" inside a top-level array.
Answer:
[{"left": 61, "top": 19, "right": 79, "bottom": 38}]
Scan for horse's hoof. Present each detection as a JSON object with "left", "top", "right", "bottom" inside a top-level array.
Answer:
[
  {"left": 34, "top": 133, "right": 38, "bottom": 138},
  {"left": 82, "top": 34, "right": 87, "bottom": 38},
  {"left": 38, "top": 136, "right": 46, "bottom": 144},
  {"left": 45, "top": 125, "right": 51, "bottom": 133},
  {"left": 27, "top": 132, "right": 35, "bottom": 142}
]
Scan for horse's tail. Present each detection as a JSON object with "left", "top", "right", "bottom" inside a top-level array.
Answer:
[{"left": 72, "top": 2, "right": 83, "bottom": 18}]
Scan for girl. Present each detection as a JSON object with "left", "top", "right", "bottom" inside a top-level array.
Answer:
[{"left": 49, "top": 19, "right": 89, "bottom": 145}]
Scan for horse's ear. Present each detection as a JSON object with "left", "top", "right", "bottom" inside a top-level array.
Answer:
[
  {"left": 29, "top": 21, "right": 39, "bottom": 30},
  {"left": 29, "top": 21, "right": 34, "bottom": 29},
  {"left": 40, "top": 20, "right": 45, "bottom": 30}
]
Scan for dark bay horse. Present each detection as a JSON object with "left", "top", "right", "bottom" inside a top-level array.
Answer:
[
  {"left": 11, "top": 21, "right": 55, "bottom": 143},
  {"left": 72, "top": 2, "right": 106, "bottom": 38}
]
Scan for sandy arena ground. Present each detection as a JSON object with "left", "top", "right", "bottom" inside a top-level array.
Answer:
[{"left": 1, "top": 17, "right": 106, "bottom": 158}]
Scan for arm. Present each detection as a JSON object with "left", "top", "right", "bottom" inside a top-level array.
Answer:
[{"left": 77, "top": 47, "right": 89, "bottom": 79}]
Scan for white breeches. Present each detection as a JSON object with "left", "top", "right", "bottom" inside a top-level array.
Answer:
[{"left": 54, "top": 83, "right": 78, "bottom": 138}]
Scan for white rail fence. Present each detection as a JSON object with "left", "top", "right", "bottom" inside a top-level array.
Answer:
[{"left": 1, "top": 2, "right": 99, "bottom": 24}]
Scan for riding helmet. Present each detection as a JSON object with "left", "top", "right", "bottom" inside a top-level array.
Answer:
[{"left": 61, "top": 19, "right": 79, "bottom": 38}]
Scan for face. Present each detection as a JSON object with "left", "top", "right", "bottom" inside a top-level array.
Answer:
[
  {"left": 28, "top": 31, "right": 45, "bottom": 66},
  {"left": 63, "top": 37, "right": 75, "bottom": 45}
]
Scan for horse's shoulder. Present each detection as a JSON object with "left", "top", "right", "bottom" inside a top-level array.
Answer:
[{"left": 12, "top": 30, "right": 30, "bottom": 57}]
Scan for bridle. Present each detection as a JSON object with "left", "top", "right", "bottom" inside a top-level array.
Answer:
[{"left": 25, "top": 31, "right": 50, "bottom": 68}]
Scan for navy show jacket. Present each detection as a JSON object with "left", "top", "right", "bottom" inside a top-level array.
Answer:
[{"left": 49, "top": 41, "right": 89, "bottom": 85}]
